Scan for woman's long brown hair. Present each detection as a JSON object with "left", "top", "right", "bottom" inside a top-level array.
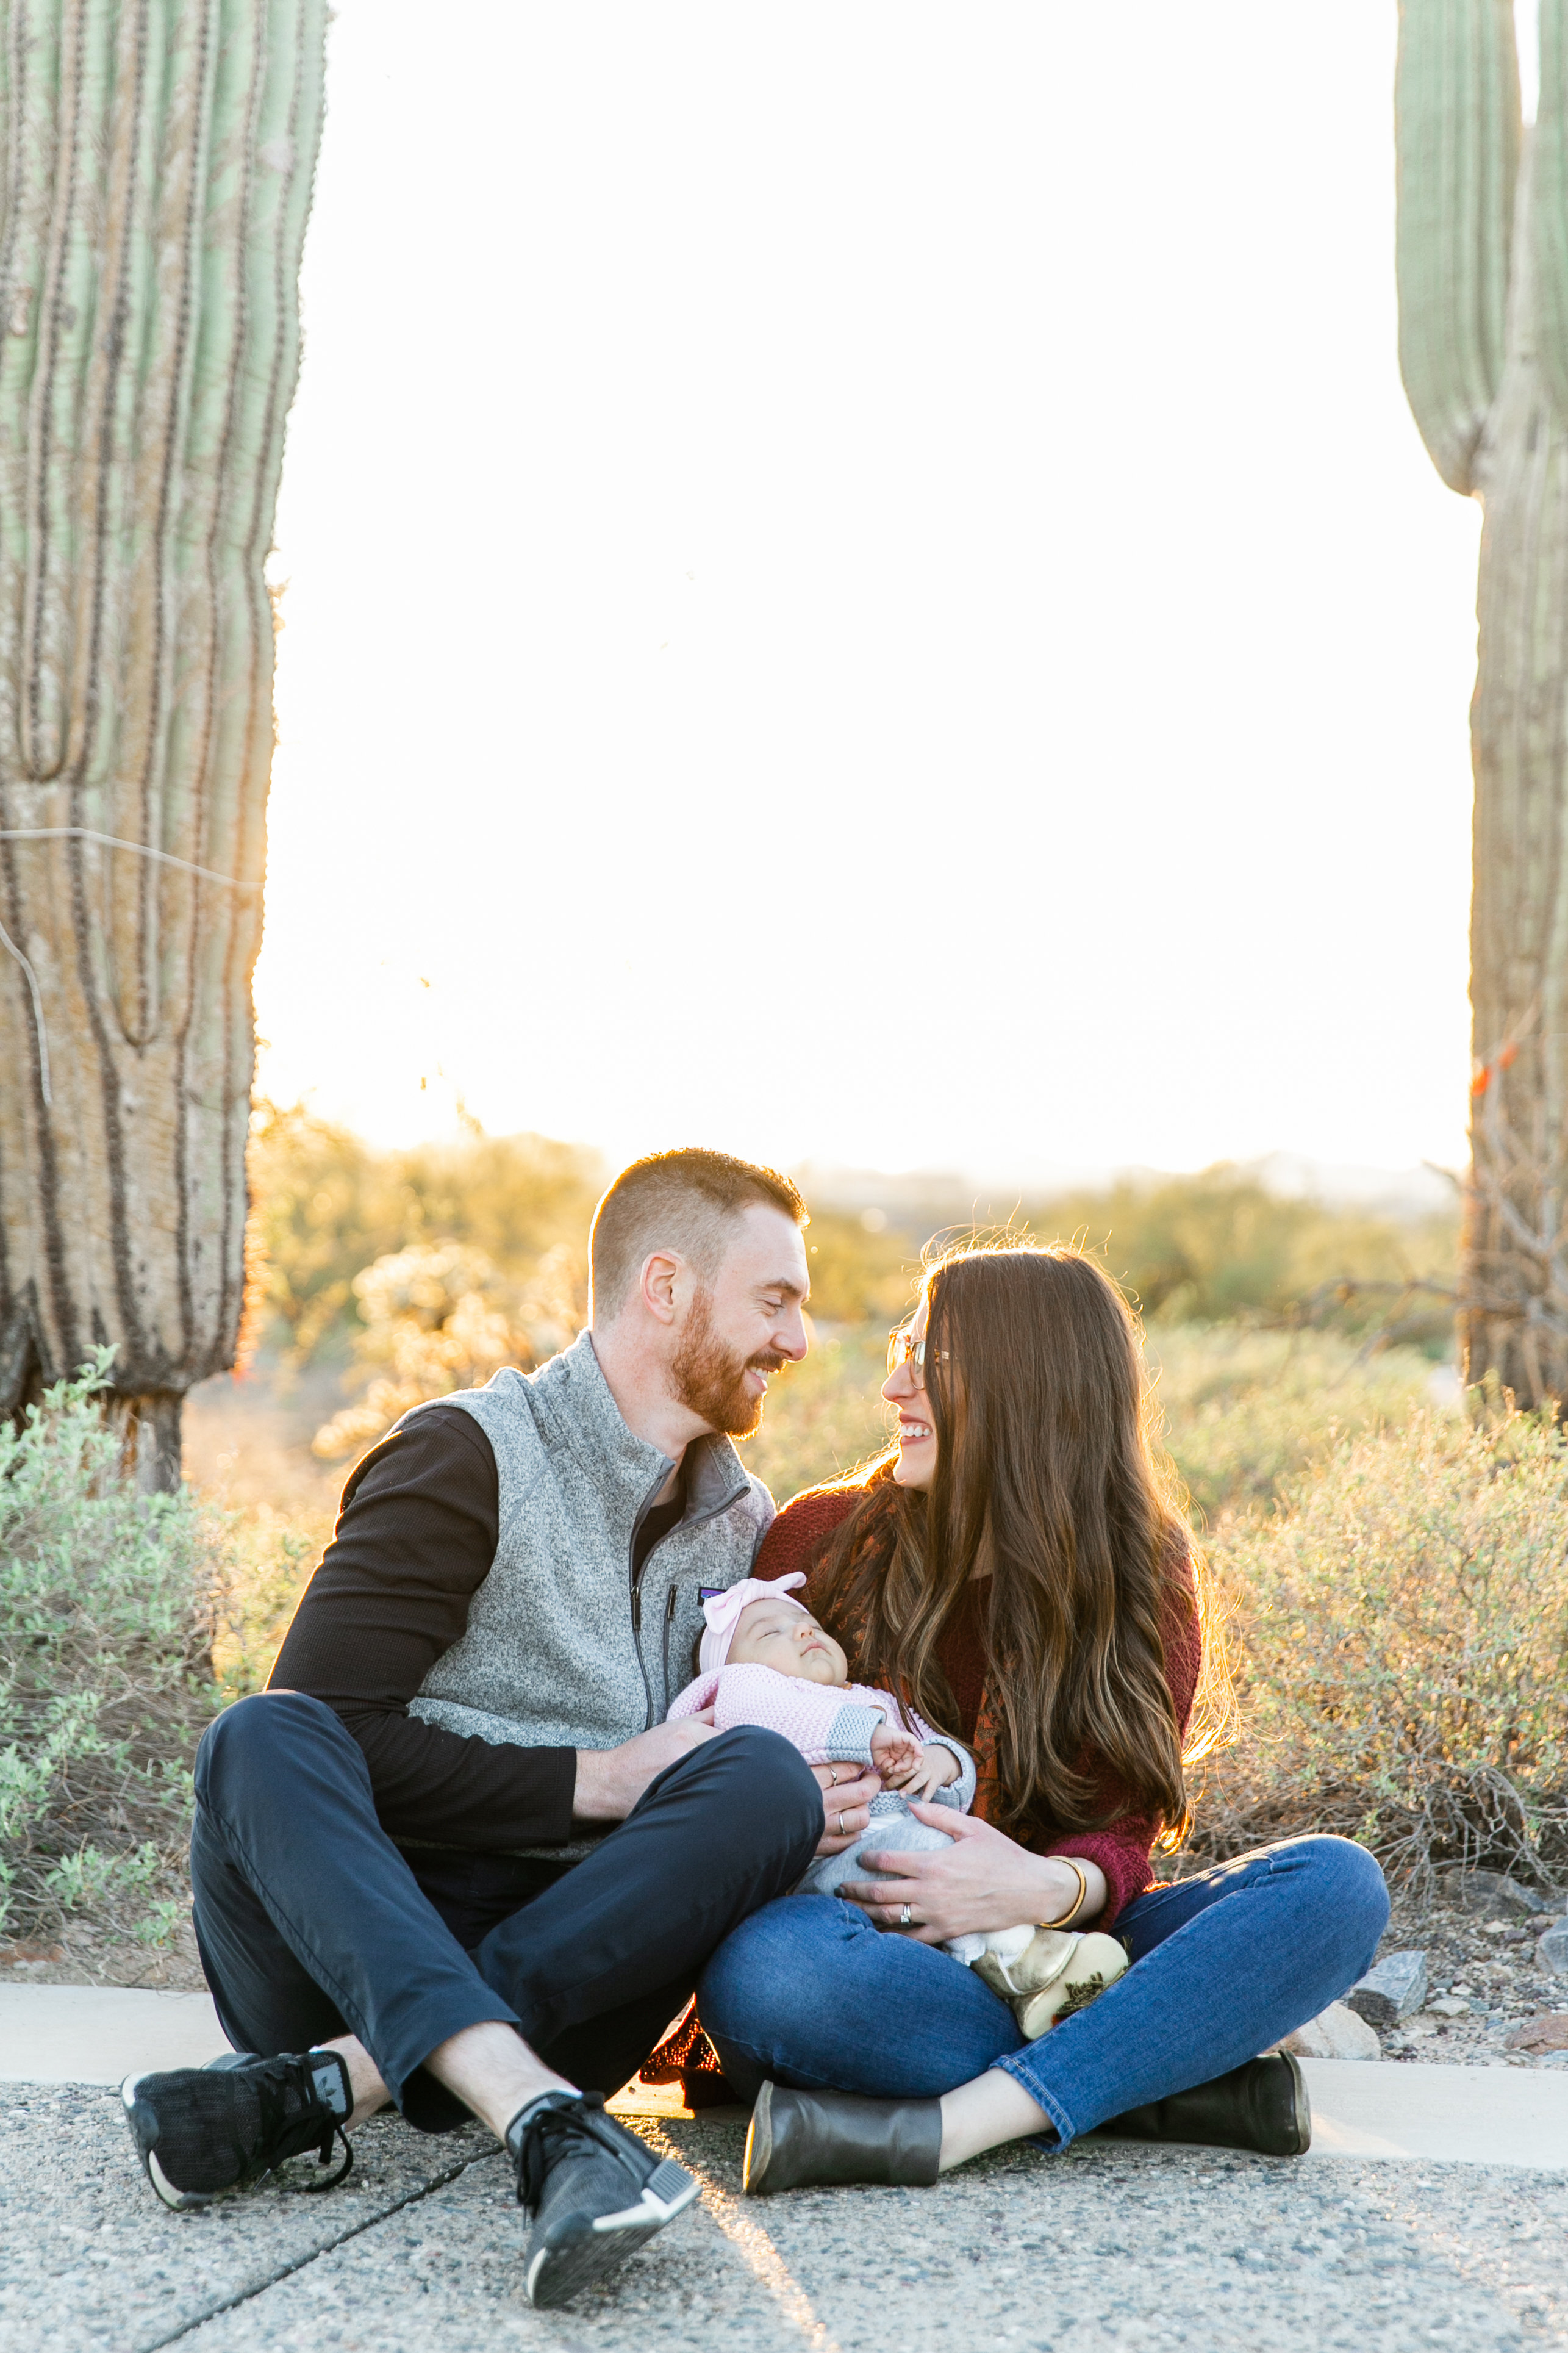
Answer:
[{"left": 813, "top": 1244, "right": 1194, "bottom": 1840}]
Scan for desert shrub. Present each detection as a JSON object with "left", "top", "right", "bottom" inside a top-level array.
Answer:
[
  {"left": 800, "top": 1212, "right": 923, "bottom": 1326},
  {"left": 1020, "top": 1166, "right": 1456, "bottom": 1340},
  {"left": 210, "top": 1505, "right": 331, "bottom": 1702},
  {"left": 0, "top": 1355, "right": 225, "bottom": 1943},
  {"left": 310, "top": 1238, "right": 585, "bottom": 1460},
  {"left": 245, "top": 1101, "right": 393, "bottom": 1366},
  {"left": 246, "top": 1101, "right": 602, "bottom": 1370},
  {"left": 1191, "top": 1404, "right": 1568, "bottom": 1891},
  {"left": 249, "top": 1113, "right": 1457, "bottom": 1381},
  {"left": 743, "top": 1320, "right": 1443, "bottom": 1521},
  {"left": 803, "top": 1164, "right": 1458, "bottom": 1342}
]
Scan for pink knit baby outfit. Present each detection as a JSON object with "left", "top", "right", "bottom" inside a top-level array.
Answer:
[{"left": 669, "top": 1660, "right": 946, "bottom": 1758}]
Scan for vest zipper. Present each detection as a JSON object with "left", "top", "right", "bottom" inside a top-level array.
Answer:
[
  {"left": 661, "top": 1582, "right": 678, "bottom": 1704},
  {"left": 629, "top": 1468, "right": 675, "bottom": 1730}
]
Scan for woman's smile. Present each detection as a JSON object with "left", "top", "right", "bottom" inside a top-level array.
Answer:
[{"left": 882, "top": 1299, "right": 938, "bottom": 1488}]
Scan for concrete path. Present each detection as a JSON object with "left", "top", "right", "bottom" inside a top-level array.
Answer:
[
  {"left": 1301, "top": 2058, "right": 1568, "bottom": 2169},
  {"left": 0, "top": 1988, "right": 229, "bottom": 2085}
]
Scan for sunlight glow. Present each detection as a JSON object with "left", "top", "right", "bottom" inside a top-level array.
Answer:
[{"left": 256, "top": 2, "right": 1479, "bottom": 1188}]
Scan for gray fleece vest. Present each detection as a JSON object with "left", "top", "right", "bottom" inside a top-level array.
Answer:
[{"left": 404, "top": 1331, "right": 775, "bottom": 1857}]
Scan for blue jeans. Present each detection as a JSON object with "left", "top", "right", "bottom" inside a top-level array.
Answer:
[
  {"left": 191, "top": 1692, "right": 822, "bottom": 2131},
  {"left": 698, "top": 1835, "right": 1389, "bottom": 2150}
]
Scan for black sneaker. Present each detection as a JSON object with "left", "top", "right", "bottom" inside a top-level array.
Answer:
[
  {"left": 121, "top": 2049, "right": 354, "bottom": 2210},
  {"left": 507, "top": 2090, "right": 700, "bottom": 2308}
]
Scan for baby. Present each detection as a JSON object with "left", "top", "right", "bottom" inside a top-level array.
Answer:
[{"left": 667, "top": 1575, "right": 1127, "bottom": 2035}]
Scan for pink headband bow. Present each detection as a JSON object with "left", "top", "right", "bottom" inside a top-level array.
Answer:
[{"left": 698, "top": 1573, "right": 807, "bottom": 1676}]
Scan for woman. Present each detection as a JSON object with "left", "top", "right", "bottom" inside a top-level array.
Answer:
[{"left": 695, "top": 1244, "right": 1389, "bottom": 2191}]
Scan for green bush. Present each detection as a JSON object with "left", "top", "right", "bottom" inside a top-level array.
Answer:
[
  {"left": 1194, "top": 1403, "right": 1568, "bottom": 1890},
  {"left": 1044, "top": 1166, "right": 1455, "bottom": 1335},
  {"left": 0, "top": 1354, "right": 223, "bottom": 1944}
]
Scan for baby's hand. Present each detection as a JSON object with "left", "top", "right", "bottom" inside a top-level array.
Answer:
[
  {"left": 869, "top": 1723, "right": 926, "bottom": 1788},
  {"left": 898, "top": 1742, "right": 962, "bottom": 1800}
]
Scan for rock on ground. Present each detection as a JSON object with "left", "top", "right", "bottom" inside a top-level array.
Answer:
[
  {"left": 1284, "top": 2002, "right": 1382, "bottom": 2061},
  {"left": 1348, "top": 1952, "right": 1428, "bottom": 2029},
  {"left": 1440, "top": 1872, "right": 1553, "bottom": 1921},
  {"left": 1539, "top": 1925, "right": 1568, "bottom": 1981},
  {"left": 1373, "top": 1894, "right": 1568, "bottom": 2069}
]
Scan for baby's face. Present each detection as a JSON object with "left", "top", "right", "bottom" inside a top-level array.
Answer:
[{"left": 728, "top": 1598, "right": 848, "bottom": 1687}]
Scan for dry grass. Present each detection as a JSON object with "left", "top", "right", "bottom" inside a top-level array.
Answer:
[{"left": 1145, "top": 1324, "right": 1442, "bottom": 1523}]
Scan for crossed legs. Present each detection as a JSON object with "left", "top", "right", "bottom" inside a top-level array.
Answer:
[{"left": 700, "top": 1833, "right": 1391, "bottom": 2161}]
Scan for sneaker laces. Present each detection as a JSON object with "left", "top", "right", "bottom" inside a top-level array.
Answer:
[
  {"left": 510, "top": 2091, "right": 625, "bottom": 2214},
  {"left": 251, "top": 2055, "right": 354, "bottom": 2194}
]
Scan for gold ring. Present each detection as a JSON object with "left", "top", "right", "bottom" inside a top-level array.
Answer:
[
  {"left": 900, "top": 1905, "right": 912, "bottom": 1928},
  {"left": 837, "top": 1811, "right": 846, "bottom": 1837}
]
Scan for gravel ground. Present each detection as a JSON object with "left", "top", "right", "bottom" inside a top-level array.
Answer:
[
  {"left": 5, "top": 2088, "right": 1568, "bottom": 2353},
  {"left": 0, "top": 1923, "right": 207, "bottom": 1991},
  {"left": 1374, "top": 1892, "right": 1568, "bottom": 2069}
]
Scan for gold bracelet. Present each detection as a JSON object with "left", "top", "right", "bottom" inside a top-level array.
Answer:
[{"left": 1040, "top": 1856, "right": 1088, "bottom": 1930}]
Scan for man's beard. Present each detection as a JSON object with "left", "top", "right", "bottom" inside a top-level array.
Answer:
[{"left": 671, "top": 1291, "right": 786, "bottom": 1439}]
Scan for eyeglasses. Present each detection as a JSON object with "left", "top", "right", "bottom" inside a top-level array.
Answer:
[{"left": 886, "top": 1326, "right": 948, "bottom": 1387}]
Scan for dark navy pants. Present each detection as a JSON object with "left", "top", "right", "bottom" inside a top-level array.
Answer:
[{"left": 191, "top": 1691, "right": 822, "bottom": 2132}]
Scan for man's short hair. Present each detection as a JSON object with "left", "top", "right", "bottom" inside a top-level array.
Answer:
[{"left": 589, "top": 1148, "right": 807, "bottom": 1323}]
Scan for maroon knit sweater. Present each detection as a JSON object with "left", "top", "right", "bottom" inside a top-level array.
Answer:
[{"left": 753, "top": 1487, "right": 1202, "bottom": 1931}]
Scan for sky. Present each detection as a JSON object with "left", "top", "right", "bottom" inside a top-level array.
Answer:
[{"left": 254, "top": 1, "right": 1492, "bottom": 1190}]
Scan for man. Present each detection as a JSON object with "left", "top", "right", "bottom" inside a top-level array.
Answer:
[{"left": 120, "top": 1149, "right": 880, "bottom": 2309}]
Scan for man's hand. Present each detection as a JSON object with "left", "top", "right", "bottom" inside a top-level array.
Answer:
[
  {"left": 809, "top": 1761, "right": 881, "bottom": 1856},
  {"left": 572, "top": 1719, "right": 719, "bottom": 1823}
]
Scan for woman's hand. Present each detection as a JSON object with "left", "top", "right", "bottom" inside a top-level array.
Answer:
[
  {"left": 809, "top": 1760, "right": 881, "bottom": 1856},
  {"left": 839, "top": 1806, "right": 1106, "bottom": 1944}
]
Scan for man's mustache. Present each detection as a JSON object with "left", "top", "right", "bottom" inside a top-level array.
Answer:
[{"left": 748, "top": 1352, "right": 789, "bottom": 1375}]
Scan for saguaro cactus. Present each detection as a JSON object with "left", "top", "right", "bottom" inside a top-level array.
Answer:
[
  {"left": 1397, "top": 0, "right": 1568, "bottom": 1404},
  {"left": 0, "top": 0, "right": 326, "bottom": 1484}
]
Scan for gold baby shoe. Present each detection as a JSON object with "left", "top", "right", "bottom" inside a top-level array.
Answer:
[
  {"left": 974, "top": 1928, "right": 1130, "bottom": 2039},
  {"left": 972, "top": 1927, "right": 1081, "bottom": 2005}
]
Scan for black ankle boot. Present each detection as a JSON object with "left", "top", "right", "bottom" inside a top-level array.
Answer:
[
  {"left": 1096, "top": 2052, "right": 1311, "bottom": 2157},
  {"left": 742, "top": 2082, "right": 943, "bottom": 2194}
]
